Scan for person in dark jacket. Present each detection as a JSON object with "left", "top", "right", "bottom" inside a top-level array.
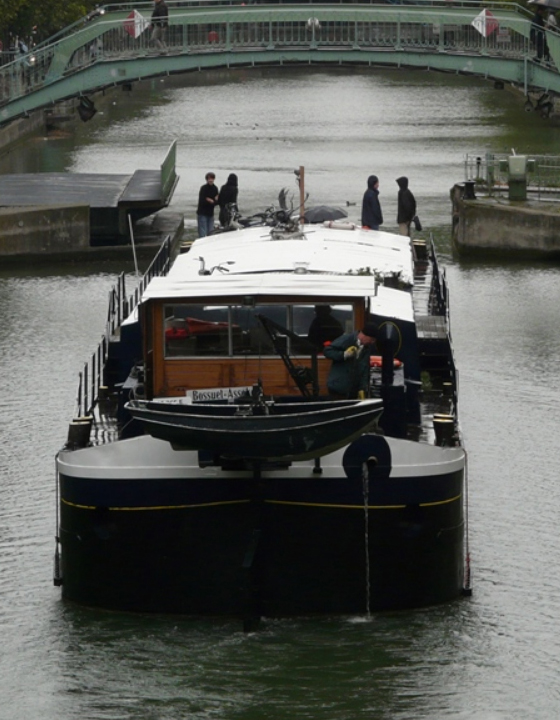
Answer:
[
  {"left": 396, "top": 176, "right": 417, "bottom": 237},
  {"left": 530, "top": 5, "right": 548, "bottom": 61},
  {"left": 150, "top": 0, "right": 169, "bottom": 50},
  {"left": 307, "top": 305, "right": 344, "bottom": 350},
  {"left": 361, "top": 175, "right": 383, "bottom": 230},
  {"left": 196, "top": 172, "right": 219, "bottom": 237},
  {"left": 323, "top": 322, "right": 378, "bottom": 399},
  {"left": 218, "top": 173, "right": 239, "bottom": 227}
]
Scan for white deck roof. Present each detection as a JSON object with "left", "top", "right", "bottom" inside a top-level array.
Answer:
[{"left": 141, "top": 224, "right": 415, "bottom": 322}]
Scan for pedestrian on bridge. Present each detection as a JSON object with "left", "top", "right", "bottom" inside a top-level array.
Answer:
[
  {"left": 197, "top": 172, "right": 219, "bottom": 237},
  {"left": 150, "top": 0, "right": 169, "bottom": 51},
  {"left": 396, "top": 176, "right": 417, "bottom": 237},
  {"left": 361, "top": 175, "right": 383, "bottom": 231},
  {"left": 530, "top": 5, "right": 548, "bottom": 62}
]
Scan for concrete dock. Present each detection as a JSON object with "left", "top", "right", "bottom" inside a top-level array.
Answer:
[
  {"left": 0, "top": 205, "right": 184, "bottom": 264},
  {"left": 451, "top": 182, "right": 560, "bottom": 258},
  {"left": 0, "top": 169, "right": 174, "bottom": 242},
  {"left": 0, "top": 140, "right": 181, "bottom": 263}
]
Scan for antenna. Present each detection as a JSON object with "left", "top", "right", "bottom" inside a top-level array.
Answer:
[
  {"left": 128, "top": 214, "right": 140, "bottom": 278},
  {"left": 297, "top": 166, "right": 305, "bottom": 224}
]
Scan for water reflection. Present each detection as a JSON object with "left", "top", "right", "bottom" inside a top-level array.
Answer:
[{"left": 1, "top": 68, "right": 560, "bottom": 720}]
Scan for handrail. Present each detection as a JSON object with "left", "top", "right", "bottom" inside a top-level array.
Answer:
[
  {"left": 427, "top": 235, "right": 458, "bottom": 414},
  {"left": 465, "top": 151, "right": 560, "bottom": 199},
  {"left": 75, "top": 235, "right": 173, "bottom": 417},
  {"left": 2, "top": 1, "right": 558, "bottom": 125}
]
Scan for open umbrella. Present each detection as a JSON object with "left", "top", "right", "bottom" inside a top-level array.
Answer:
[{"left": 303, "top": 205, "right": 348, "bottom": 223}]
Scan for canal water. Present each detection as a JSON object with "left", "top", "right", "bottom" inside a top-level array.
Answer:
[{"left": 1, "top": 68, "right": 560, "bottom": 719}]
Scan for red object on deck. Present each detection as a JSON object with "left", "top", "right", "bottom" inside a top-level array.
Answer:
[
  {"left": 165, "top": 318, "right": 230, "bottom": 340},
  {"left": 370, "top": 355, "right": 402, "bottom": 368}
]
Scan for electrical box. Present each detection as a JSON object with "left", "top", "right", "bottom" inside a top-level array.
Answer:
[{"left": 508, "top": 155, "right": 527, "bottom": 179}]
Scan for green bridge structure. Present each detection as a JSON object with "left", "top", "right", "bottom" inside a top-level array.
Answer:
[{"left": 1, "top": 0, "right": 560, "bottom": 126}]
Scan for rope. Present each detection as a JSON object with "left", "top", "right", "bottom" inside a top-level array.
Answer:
[
  {"left": 463, "top": 446, "right": 472, "bottom": 594},
  {"left": 53, "top": 451, "right": 63, "bottom": 586}
]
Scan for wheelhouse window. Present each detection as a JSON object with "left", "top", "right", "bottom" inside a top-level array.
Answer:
[{"left": 163, "top": 303, "right": 352, "bottom": 358}]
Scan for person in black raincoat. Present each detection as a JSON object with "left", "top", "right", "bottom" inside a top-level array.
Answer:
[
  {"left": 396, "top": 176, "right": 417, "bottom": 237},
  {"left": 218, "top": 173, "right": 239, "bottom": 227},
  {"left": 361, "top": 175, "right": 383, "bottom": 230}
]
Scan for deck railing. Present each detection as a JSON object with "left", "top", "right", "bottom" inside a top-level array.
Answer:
[
  {"left": 429, "top": 238, "right": 459, "bottom": 414},
  {"left": 75, "top": 235, "right": 173, "bottom": 418}
]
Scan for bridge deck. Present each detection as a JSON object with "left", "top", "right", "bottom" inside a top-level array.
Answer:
[{"left": 1, "top": 2, "right": 560, "bottom": 126}]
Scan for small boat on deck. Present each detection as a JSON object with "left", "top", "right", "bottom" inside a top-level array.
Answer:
[
  {"left": 55, "top": 178, "right": 468, "bottom": 621},
  {"left": 125, "top": 394, "right": 384, "bottom": 459}
]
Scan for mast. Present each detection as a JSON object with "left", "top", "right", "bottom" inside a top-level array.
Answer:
[{"left": 298, "top": 165, "right": 305, "bottom": 224}]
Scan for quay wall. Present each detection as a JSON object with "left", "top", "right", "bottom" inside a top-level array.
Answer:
[
  {"left": 0, "top": 205, "right": 90, "bottom": 261},
  {"left": 0, "top": 99, "right": 81, "bottom": 153},
  {"left": 0, "top": 110, "right": 45, "bottom": 151},
  {"left": 451, "top": 184, "right": 560, "bottom": 257}
]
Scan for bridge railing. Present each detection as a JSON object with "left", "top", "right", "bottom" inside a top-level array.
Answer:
[{"left": 0, "top": 2, "right": 555, "bottom": 114}]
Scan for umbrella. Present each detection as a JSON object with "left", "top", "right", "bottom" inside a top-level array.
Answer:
[
  {"left": 303, "top": 205, "right": 348, "bottom": 223},
  {"left": 528, "top": 0, "right": 560, "bottom": 10}
]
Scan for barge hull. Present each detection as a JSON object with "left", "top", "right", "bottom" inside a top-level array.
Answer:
[{"left": 58, "top": 439, "right": 464, "bottom": 615}]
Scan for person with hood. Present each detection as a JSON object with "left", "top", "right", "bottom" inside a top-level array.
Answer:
[
  {"left": 361, "top": 175, "right": 383, "bottom": 230},
  {"left": 396, "top": 176, "right": 417, "bottom": 237},
  {"left": 323, "top": 322, "right": 378, "bottom": 399},
  {"left": 218, "top": 173, "right": 239, "bottom": 227}
]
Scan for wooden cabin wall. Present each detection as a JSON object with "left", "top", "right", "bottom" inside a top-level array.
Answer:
[
  {"left": 145, "top": 297, "right": 363, "bottom": 398},
  {"left": 155, "top": 358, "right": 331, "bottom": 397}
]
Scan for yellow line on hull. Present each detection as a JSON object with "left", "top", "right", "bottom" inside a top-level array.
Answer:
[{"left": 61, "top": 493, "right": 461, "bottom": 512}]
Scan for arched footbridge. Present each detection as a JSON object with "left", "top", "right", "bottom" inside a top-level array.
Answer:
[{"left": 1, "top": 0, "right": 559, "bottom": 126}]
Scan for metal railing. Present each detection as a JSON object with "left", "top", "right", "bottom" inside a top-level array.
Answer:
[
  {"left": 429, "top": 235, "right": 447, "bottom": 317},
  {"left": 75, "top": 235, "right": 173, "bottom": 417},
  {"left": 465, "top": 152, "right": 560, "bottom": 199},
  {"left": 2, "top": 1, "right": 558, "bottom": 123},
  {"left": 428, "top": 235, "right": 459, "bottom": 414}
]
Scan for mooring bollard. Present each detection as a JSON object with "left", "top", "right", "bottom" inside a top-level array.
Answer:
[
  {"left": 67, "top": 416, "right": 93, "bottom": 448},
  {"left": 433, "top": 415, "right": 455, "bottom": 446}
]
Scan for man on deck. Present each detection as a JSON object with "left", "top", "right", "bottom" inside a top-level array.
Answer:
[{"left": 323, "top": 322, "right": 378, "bottom": 399}]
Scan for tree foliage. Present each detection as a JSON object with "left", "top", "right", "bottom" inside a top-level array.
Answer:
[{"left": 0, "top": 0, "right": 98, "bottom": 46}]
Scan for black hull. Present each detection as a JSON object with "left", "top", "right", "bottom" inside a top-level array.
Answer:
[{"left": 58, "top": 464, "right": 464, "bottom": 616}]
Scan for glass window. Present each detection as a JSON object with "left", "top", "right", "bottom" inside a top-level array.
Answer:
[
  {"left": 300, "top": 304, "right": 352, "bottom": 351},
  {"left": 230, "top": 304, "right": 286, "bottom": 356},
  {"left": 163, "top": 303, "right": 354, "bottom": 358},
  {"left": 164, "top": 304, "right": 230, "bottom": 357}
]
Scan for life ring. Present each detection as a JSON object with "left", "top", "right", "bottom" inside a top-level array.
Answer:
[{"left": 370, "top": 355, "right": 402, "bottom": 368}]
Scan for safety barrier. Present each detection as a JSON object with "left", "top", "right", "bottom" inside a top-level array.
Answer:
[{"left": 2, "top": 1, "right": 560, "bottom": 125}]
